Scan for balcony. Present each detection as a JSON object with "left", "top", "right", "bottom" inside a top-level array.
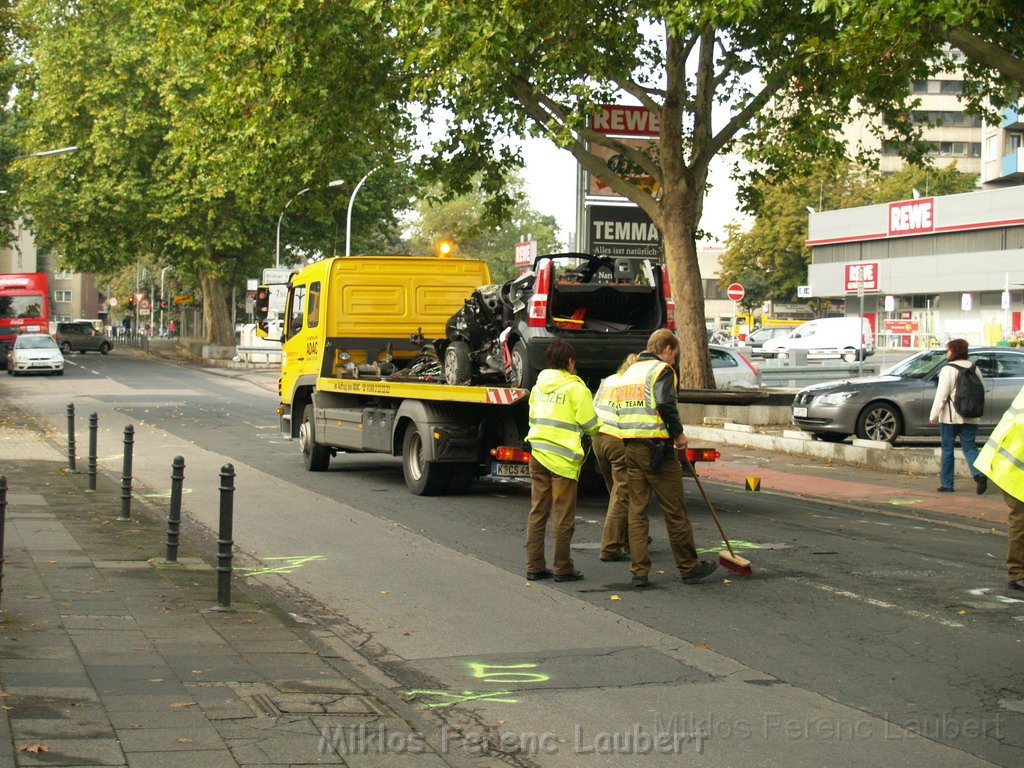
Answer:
[{"left": 999, "top": 147, "right": 1024, "bottom": 180}]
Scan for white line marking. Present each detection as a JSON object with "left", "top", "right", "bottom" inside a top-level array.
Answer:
[
  {"left": 967, "top": 587, "right": 1021, "bottom": 605},
  {"left": 792, "top": 579, "right": 965, "bottom": 628}
]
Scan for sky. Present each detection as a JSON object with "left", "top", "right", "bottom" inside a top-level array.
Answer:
[{"left": 520, "top": 137, "right": 746, "bottom": 250}]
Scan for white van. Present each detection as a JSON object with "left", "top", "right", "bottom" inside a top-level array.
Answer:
[{"left": 761, "top": 317, "right": 874, "bottom": 362}]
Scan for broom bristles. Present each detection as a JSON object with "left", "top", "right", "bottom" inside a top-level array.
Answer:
[{"left": 719, "top": 550, "right": 754, "bottom": 577}]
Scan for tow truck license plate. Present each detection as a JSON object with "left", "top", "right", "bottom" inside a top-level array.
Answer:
[
  {"left": 492, "top": 462, "right": 531, "bottom": 478},
  {"left": 792, "top": 406, "right": 808, "bottom": 418}
]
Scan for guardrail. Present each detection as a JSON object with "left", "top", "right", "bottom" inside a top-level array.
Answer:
[
  {"left": 114, "top": 332, "right": 149, "bottom": 352},
  {"left": 759, "top": 363, "right": 879, "bottom": 388}
]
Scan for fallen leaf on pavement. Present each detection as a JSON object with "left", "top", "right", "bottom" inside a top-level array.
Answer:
[
  {"left": 0, "top": 705, "right": 13, "bottom": 711},
  {"left": 170, "top": 702, "right": 196, "bottom": 709},
  {"left": 148, "top": 679, "right": 164, "bottom": 683},
  {"left": 610, "top": 595, "right": 621, "bottom": 601},
  {"left": 176, "top": 738, "right": 193, "bottom": 743},
  {"left": 18, "top": 743, "right": 48, "bottom": 754}
]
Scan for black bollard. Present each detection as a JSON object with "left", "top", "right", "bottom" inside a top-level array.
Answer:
[
  {"left": 87, "top": 413, "right": 98, "bottom": 492},
  {"left": 212, "top": 464, "right": 235, "bottom": 611},
  {"left": 118, "top": 425, "right": 134, "bottom": 521},
  {"left": 0, "top": 476, "right": 6, "bottom": 609},
  {"left": 164, "top": 456, "right": 185, "bottom": 564},
  {"left": 66, "top": 403, "right": 76, "bottom": 472}
]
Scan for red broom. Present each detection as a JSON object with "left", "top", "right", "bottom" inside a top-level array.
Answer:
[{"left": 683, "top": 455, "right": 754, "bottom": 577}]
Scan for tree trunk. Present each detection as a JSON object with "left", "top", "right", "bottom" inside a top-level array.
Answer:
[
  {"left": 199, "top": 271, "right": 234, "bottom": 346},
  {"left": 660, "top": 188, "right": 715, "bottom": 390}
]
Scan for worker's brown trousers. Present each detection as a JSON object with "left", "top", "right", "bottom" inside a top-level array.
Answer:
[
  {"left": 526, "top": 458, "right": 578, "bottom": 576},
  {"left": 594, "top": 432, "right": 629, "bottom": 559}
]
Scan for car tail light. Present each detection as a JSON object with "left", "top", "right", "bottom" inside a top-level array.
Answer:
[
  {"left": 661, "top": 265, "right": 676, "bottom": 330},
  {"left": 491, "top": 446, "right": 532, "bottom": 463},
  {"left": 685, "top": 448, "right": 720, "bottom": 462},
  {"left": 527, "top": 258, "right": 551, "bottom": 328}
]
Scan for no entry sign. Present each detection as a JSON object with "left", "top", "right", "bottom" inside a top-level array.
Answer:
[{"left": 727, "top": 283, "right": 745, "bottom": 302}]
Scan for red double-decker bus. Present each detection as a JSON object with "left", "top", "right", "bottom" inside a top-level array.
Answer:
[{"left": 0, "top": 272, "right": 52, "bottom": 363}]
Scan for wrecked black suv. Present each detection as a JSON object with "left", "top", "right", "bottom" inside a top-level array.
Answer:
[{"left": 440, "top": 252, "right": 675, "bottom": 389}]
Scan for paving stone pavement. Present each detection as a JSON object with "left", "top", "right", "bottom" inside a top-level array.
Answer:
[{"left": 0, "top": 416, "right": 484, "bottom": 768}]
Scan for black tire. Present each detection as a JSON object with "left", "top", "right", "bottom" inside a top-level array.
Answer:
[
  {"left": 59, "top": 342, "right": 73, "bottom": 354},
  {"left": 443, "top": 340, "right": 472, "bottom": 385},
  {"left": 402, "top": 424, "right": 450, "bottom": 495},
  {"left": 842, "top": 348, "right": 858, "bottom": 363},
  {"left": 510, "top": 341, "right": 537, "bottom": 389},
  {"left": 447, "top": 463, "right": 478, "bottom": 495},
  {"left": 855, "top": 401, "right": 902, "bottom": 443},
  {"left": 299, "top": 404, "right": 330, "bottom": 471},
  {"left": 99, "top": 342, "right": 111, "bottom": 355},
  {"left": 814, "top": 432, "right": 849, "bottom": 443}
]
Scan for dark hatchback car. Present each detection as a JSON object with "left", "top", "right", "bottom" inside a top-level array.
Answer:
[
  {"left": 54, "top": 322, "right": 113, "bottom": 355},
  {"left": 791, "top": 346, "right": 1024, "bottom": 443},
  {"left": 441, "top": 253, "right": 673, "bottom": 388}
]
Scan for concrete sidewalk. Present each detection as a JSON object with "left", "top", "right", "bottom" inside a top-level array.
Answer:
[{"left": 0, "top": 419, "right": 479, "bottom": 768}]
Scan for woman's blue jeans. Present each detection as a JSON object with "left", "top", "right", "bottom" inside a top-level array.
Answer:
[{"left": 940, "top": 422, "right": 980, "bottom": 490}]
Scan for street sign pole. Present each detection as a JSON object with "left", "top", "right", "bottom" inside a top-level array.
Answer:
[{"left": 858, "top": 282, "right": 865, "bottom": 377}]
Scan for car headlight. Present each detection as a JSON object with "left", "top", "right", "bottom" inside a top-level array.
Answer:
[{"left": 816, "top": 391, "right": 858, "bottom": 406}]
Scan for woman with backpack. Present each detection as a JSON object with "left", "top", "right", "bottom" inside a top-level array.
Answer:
[{"left": 929, "top": 338, "right": 987, "bottom": 494}]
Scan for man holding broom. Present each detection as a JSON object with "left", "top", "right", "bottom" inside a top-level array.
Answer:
[{"left": 611, "top": 329, "right": 718, "bottom": 588}]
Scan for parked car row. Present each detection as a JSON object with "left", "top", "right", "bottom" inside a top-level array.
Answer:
[{"left": 791, "top": 346, "right": 1024, "bottom": 443}]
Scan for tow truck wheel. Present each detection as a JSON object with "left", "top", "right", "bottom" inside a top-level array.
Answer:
[
  {"left": 402, "top": 424, "right": 449, "bottom": 495},
  {"left": 300, "top": 404, "right": 330, "bottom": 471},
  {"left": 444, "top": 341, "right": 472, "bottom": 385}
]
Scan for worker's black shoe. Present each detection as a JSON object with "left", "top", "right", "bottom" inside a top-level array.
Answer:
[
  {"left": 1010, "top": 578, "right": 1024, "bottom": 591},
  {"left": 975, "top": 474, "right": 988, "bottom": 494},
  {"left": 631, "top": 575, "right": 650, "bottom": 588},
  {"left": 553, "top": 570, "right": 583, "bottom": 582},
  {"left": 600, "top": 554, "right": 629, "bottom": 562},
  {"left": 526, "top": 569, "right": 553, "bottom": 581},
  {"left": 680, "top": 560, "right": 718, "bottom": 583},
  {"left": 936, "top": 486, "right": 954, "bottom": 493}
]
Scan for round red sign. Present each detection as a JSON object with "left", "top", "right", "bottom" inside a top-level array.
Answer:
[{"left": 726, "top": 283, "right": 745, "bottom": 302}]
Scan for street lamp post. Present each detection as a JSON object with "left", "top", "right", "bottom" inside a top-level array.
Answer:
[
  {"left": 275, "top": 179, "right": 344, "bottom": 269},
  {"left": 160, "top": 266, "right": 173, "bottom": 336},
  {"left": 346, "top": 167, "right": 380, "bottom": 257}
]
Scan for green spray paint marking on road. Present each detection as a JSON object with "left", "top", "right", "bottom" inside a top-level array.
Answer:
[
  {"left": 697, "top": 539, "right": 766, "bottom": 555},
  {"left": 889, "top": 498, "right": 923, "bottom": 506},
  {"left": 467, "top": 662, "right": 549, "bottom": 684},
  {"left": 139, "top": 488, "right": 193, "bottom": 499},
  {"left": 405, "top": 689, "right": 518, "bottom": 709},
  {"left": 237, "top": 555, "right": 326, "bottom": 576}
]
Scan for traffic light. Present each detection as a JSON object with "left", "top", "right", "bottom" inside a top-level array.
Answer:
[
  {"left": 126, "top": 296, "right": 135, "bottom": 310},
  {"left": 159, "top": 300, "right": 168, "bottom": 310}
]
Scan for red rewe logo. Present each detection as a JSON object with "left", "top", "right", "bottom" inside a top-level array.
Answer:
[{"left": 888, "top": 198, "right": 934, "bottom": 236}]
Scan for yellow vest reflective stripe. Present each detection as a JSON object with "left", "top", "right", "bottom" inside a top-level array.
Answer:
[
  {"left": 610, "top": 359, "right": 671, "bottom": 439},
  {"left": 976, "top": 387, "right": 1024, "bottom": 501},
  {"left": 526, "top": 370, "right": 598, "bottom": 479},
  {"left": 594, "top": 373, "right": 624, "bottom": 438}
]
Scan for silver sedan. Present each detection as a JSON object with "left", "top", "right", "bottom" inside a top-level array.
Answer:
[{"left": 791, "top": 347, "right": 1024, "bottom": 443}]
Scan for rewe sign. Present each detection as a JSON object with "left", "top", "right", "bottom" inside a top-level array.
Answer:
[
  {"left": 592, "top": 105, "right": 661, "bottom": 137},
  {"left": 888, "top": 198, "right": 934, "bottom": 236}
]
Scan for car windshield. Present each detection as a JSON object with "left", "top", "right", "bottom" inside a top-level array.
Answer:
[
  {"left": 17, "top": 335, "right": 58, "bottom": 350},
  {"left": 883, "top": 350, "right": 946, "bottom": 378}
]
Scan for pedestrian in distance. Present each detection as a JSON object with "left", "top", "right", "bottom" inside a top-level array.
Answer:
[
  {"left": 928, "top": 338, "right": 987, "bottom": 494},
  {"left": 611, "top": 329, "right": 717, "bottom": 588},
  {"left": 974, "top": 382, "right": 1024, "bottom": 591},
  {"left": 524, "top": 340, "right": 601, "bottom": 583},
  {"left": 593, "top": 353, "right": 638, "bottom": 562}
]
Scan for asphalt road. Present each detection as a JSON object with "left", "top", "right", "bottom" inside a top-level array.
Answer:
[{"left": 6, "top": 349, "right": 1022, "bottom": 766}]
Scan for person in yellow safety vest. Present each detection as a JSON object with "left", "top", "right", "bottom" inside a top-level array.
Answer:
[
  {"left": 524, "top": 340, "right": 601, "bottom": 583},
  {"left": 594, "top": 353, "right": 638, "bottom": 562},
  {"left": 974, "top": 382, "right": 1024, "bottom": 591},
  {"left": 611, "top": 328, "right": 718, "bottom": 588}
]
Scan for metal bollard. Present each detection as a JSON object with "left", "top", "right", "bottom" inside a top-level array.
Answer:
[
  {"left": 0, "top": 476, "right": 6, "bottom": 610},
  {"left": 212, "top": 464, "right": 235, "bottom": 611},
  {"left": 118, "top": 425, "right": 134, "bottom": 521},
  {"left": 87, "top": 413, "right": 98, "bottom": 492},
  {"left": 66, "top": 403, "right": 76, "bottom": 472},
  {"left": 164, "top": 456, "right": 185, "bottom": 564}
]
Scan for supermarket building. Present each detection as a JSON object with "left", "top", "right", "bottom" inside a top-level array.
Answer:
[{"left": 806, "top": 185, "right": 1024, "bottom": 346}]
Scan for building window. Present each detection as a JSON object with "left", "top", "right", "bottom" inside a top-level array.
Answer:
[
  {"left": 54, "top": 290, "right": 72, "bottom": 303},
  {"left": 53, "top": 270, "right": 74, "bottom": 280},
  {"left": 939, "top": 80, "right": 964, "bottom": 95}
]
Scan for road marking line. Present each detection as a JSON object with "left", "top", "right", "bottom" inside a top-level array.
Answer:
[
  {"left": 967, "top": 587, "right": 1022, "bottom": 605},
  {"left": 790, "top": 579, "right": 965, "bottom": 628}
]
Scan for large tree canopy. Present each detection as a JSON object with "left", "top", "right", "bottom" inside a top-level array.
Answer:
[
  {"left": 14, "top": 0, "right": 412, "bottom": 344},
  {"left": 376, "top": 0, "right": 930, "bottom": 387}
]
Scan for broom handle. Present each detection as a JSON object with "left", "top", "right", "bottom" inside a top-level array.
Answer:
[{"left": 682, "top": 454, "right": 737, "bottom": 559}]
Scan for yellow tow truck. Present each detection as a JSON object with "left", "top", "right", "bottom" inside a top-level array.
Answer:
[{"left": 256, "top": 254, "right": 531, "bottom": 495}]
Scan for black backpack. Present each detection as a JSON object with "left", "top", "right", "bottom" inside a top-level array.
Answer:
[{"left": 949, "top": 362, "right": 984, "bottom": 418}]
